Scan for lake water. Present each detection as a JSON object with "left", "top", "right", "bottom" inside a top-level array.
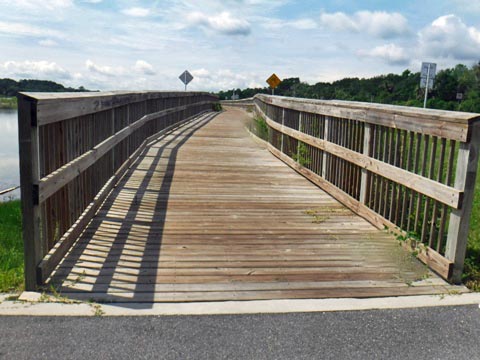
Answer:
[{"left": 0, "top": 109, "right": 20, "bottom": 200}]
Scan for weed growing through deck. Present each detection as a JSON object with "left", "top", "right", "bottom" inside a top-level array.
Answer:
[
  {"left": 0, "top": 199, "right": 24, "bottom": 292},
  {"left": 303, "top": 209, "right": 330, "bottom": 223}
]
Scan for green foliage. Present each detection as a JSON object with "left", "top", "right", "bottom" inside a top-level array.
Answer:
[
  {"left": 0, "top": 200, "right": 24, "bottom": 292},
  {"left": 292, "top": 142, "right": 311, "bottom": 167},
  {"left": 0, "top": 97, "right": 17, "bottom": 109},
  {"left": 464, "top": 165, "right": 480, "bottom": 291},
  {"left": 0, "top": 78, "right": 89, "bottom": 97},
  {"left": 212, "top": 103, "right": 222, "bottom": 112},
  {"left": 251, "top": 116, "right": 268, "bottom": 141},
  {"left": 216, "top": 61, "right": 480, "bottom": 113}
]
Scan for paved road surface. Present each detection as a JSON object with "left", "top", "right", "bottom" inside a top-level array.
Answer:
[{"left": 1, "top": 305, "right": 479, "bottom": 359}]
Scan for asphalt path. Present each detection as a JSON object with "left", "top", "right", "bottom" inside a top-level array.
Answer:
[{"left": 0, "top": 305, "right": 479, "bottom": 359}]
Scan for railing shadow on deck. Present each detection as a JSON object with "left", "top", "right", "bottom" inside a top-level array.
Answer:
[
  {"left": 50, "top": 113, "right": 217, "bottom": 308},
  {"left": 18, "top": 91, "right": 217, "bottom": 291}
]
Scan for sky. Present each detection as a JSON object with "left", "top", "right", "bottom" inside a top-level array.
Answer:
[{"left": 1, "top": 0, "right": 480, "bottom": 92}]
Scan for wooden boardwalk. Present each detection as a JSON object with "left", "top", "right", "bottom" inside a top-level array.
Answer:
[{"left": 50, "top": 108, "right": 464, "bottom": 302}]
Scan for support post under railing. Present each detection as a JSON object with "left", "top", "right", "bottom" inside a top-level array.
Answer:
[
  {"left": 281, "top": 108, "right": 285, "bottom": 153},
  {"left": 18, "top": 95, "right": 42, "bottom": 290},
  {"left": 360, "top": 123, "right": 371, "bottom": 204},
  {"left": 297, "top": 113, "right": 302, "bottom": 161},
  {"left": 445, "top": 122, "right": 480, "bottom": 282},
  {"left": 321, "top": 117, "right": 330, "bottom": 178}
]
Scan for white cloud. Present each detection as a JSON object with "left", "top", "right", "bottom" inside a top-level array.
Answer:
[
  {"left": 134, "top": 60, "right": 155, "bottom": 75},
  {"left": 122, "top": 7, "right": 150, "bottom": 17},
  {"left": 85, "top": 60, "right": 125, "bottom": 77},
  {"left": 38, "top": 39, "right": 58, "bottom": 47},
  {"left": 451, "top": 0, "right": 480, "bottom": 14},
  {"left": 358, "top": 44, "right": 410, "bottom": 66},
  {"left": 0, "top": 21, "right": 64, "bottom": 39},
  {"left": 187, "top": 11, "right": 251, "bottom": 36},
  {"left": 0, "top": 60, "right": 73, "bottom": 80},
  {"left": 190, "top": 68, "right": 261, "bottom": 90},
  {"left": 0, "top": 0, "right": 73, "bottom": 10},
  {"left": 262, "top": 18, "right": 317, "bottom": 30},
  {"left": 418, "top": 14, "right": 480, "bottom": 60},
  {"left": 319, "top": 11, "right": 409, "bottom": 38}
]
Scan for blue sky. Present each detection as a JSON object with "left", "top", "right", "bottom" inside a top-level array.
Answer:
[{"left": 1, "top": 0, "right": 480, "bottom": 91}]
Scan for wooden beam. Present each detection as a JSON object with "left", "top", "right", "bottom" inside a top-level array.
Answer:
[
  {"left": 0, "top": 186, "right": 20, "bottom": 196},
  {"left": 17, "top": 94, "right": 43, "bottom": 290},
  {"left": 19, "top": 91, "right": 217, "bottom": 125},
  {"left": 38, "top": 102, "right": 211, "bottom": 203},
  {"left": 445, "top": 122, "right": 480, "bottom": 283},
  {"left": 38, "top": 111, "right": 213, "bottom": 282},
  {"left": 266, "top": 142, "right": 454, "bottom": 280},
  {"left": 257, "top": 104, "right": 462, "bottom": 209},
  {"left": 359, "top": 123, "right": 371, "bottom": 204},
  {"left": 256, "top": 94, "right": 478, "bottom": 142}
]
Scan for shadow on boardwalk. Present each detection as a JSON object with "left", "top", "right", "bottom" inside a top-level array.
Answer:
[
  {"left": 49, "top": 108, "right": 462, "bottom": 308},
  {"left": 50, "top": 113, "right": 217, "bottom": 308}
]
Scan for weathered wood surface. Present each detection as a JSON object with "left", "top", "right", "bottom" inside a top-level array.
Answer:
[
  {"left": 50, "top": 108, "right": 465, "bottom": 302},
  {"left": 262, "top": 106, "right": 462, "bottom": 208},
  {"left": 18, "top": 91, "right": 216, "bottom": 290},
  {"left": 253, "top": 94, "right": 480, "bottom": 282},
  {"left": 22, "top": 91, "right": 211, "bottom": 125},
  {"left": 258, "top": 95, "right": 480, "bottom": 142}
]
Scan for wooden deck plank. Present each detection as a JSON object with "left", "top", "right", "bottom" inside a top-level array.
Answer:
[{"left": 48, "top": 108, "right": 464, "bottom": 302}]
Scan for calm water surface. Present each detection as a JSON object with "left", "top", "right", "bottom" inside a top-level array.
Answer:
[{"left": 0, "top": 109, "right": 19, "bottom": 199}]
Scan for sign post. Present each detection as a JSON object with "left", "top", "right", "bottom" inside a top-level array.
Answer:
[
  {"left": 266, "top": 73, "right": 281, "bottom": 95},
  {"left": 420, "top": 62, "right": 436, "bottom": 108},
  {"left": 179, "top": 70, "right": 194, "bottom": 91}
]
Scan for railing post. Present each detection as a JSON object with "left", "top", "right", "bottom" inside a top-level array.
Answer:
[
  {"left": 111, "top": 108, "right": 115, "bottom": 172},
  {"left": 322, "top": 116, "right": 330, "bottom": 178},
  {"left": 445, "top": 122, "right": 480, "bottom": 283},
  {"left": 281, "top": 108, "right": 285, "bottom": 153},
  {"left": 18, "top": 94, "right": 42, "bottom": 290},
  {"left": 360, "top": 123, "right": 371, "bottom": 204},
  {"left": 297, "top": 112, "right": 303, "bottom": 161}
]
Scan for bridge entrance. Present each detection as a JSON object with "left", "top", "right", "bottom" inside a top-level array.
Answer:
[{"left": 48, "top": 108, "right": 462, "bottom": 303}]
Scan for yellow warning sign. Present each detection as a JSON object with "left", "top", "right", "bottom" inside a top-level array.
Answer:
[{"left": 266, "top": 73, "right": 281, "bottom": 89}]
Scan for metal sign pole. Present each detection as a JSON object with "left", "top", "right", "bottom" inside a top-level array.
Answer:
[
  {"left": 184, "top": 72, "right": 187, "bottom": 91},
  {"left": 423, "top": 64, "right": 430, "bottom": 108}
]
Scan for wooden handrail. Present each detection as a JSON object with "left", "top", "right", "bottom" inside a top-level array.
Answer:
[
  {"left": 25, "top": 91, "right": 210, "bottom": 125},
  {"left": 38, "top": 101, "right": 212, "bottom": 203},
  {"left": 253, "top": 94, "right": 480, "bottom": 282},
  {"left": 18, "top": 91, "right": 217, "bottom": 289},
  {"left": 263, "top": 111, "right": 462, "bottom": 208},
  {"left": 260, "top": 95, "right": 479, "bottom": 142}
]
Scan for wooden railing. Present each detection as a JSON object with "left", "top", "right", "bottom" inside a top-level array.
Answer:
[
  {"left": 253, "top": 94, "right": 480, "bottom": 282},
  {"left": 18, "top": 91, "right": 217, "bottom": 289}
]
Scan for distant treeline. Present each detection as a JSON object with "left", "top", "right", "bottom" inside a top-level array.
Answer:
[
  {"left": 0, "top": 78, "right": 89, "bottom": 97},
  {"left": 217, "top": 62, "right": 480, "bottom": 113}
]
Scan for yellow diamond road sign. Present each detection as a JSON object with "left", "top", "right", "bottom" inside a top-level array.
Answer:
[{"left": 266, "top": 73, "right": 281, "bottom": 89}]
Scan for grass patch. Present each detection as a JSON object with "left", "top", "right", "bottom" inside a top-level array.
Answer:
[
  {"left": 0, "top": 200, "right": 24, "bottom": 292},
  {"left": 0, "top": 97, "right": 17, "bottom": 109},
  {"left": 464, "top": 167, "right": 480, "bottom": 290},
  {"left": 250, "top": 116, "right": 268, "bottom": 141},
  {"left": 212, "top": 103, "right": 222, "bottom": 112}
]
